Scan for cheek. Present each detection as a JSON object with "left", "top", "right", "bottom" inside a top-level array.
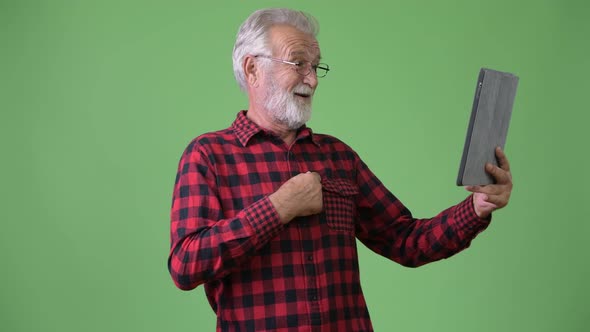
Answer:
[{"left": 276, "top": 71, "right": 301, "bottom": 91}]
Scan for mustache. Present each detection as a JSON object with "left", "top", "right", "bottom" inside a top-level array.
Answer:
[{"left": 292, "top": 85, "right": 314, "bottom": 96}]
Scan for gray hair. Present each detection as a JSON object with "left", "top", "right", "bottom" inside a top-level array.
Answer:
[{"left": 232, "top": 8, "right": 319, "bottom": 91}]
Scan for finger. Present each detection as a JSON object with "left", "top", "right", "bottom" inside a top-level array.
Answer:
[
  {"left": 312, "top": 172, "right": 322, "bottom": 183},
  {"left": 482, "top": 194, "right": 508, "bottom": 208},
  {"left": 306, "top": 171, "right": 322, "bottom": 183},
  {"left": 465, "top": 185, "right": 488, "bottom": 193},
  {"left": 474, "top": 192, "right": 488, "bottom": 201},
  {"left": 466, "top": 184, "right": 504, "bottom": 196},
  {"left": 495, "top": 147, "right": 511, "bottom": 172},
  {"left": 478, "top": 198, "right": 498, "bottom": 210},
  {"left": 485, "top": 163, "right": 512, "bottom": 184},
  {"left": 480, "top": 201, "right": 498, "bottom": 211}
]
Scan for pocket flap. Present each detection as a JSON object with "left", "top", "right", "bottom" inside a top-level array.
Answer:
[{"left": 322, "top": 178, "right": 358, "bottom": 196}]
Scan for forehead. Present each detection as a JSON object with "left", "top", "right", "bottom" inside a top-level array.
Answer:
[{"left": 268, "top": 24, "right": 321, "bottom": 60}]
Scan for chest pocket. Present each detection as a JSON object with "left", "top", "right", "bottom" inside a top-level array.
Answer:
[{"left": 321, "top": 178, "right": 359, "bottom": 233}]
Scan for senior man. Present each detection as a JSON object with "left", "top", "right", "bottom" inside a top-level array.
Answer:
[{"left": 168, "top": 8, "right": 512, "bottom": 332}]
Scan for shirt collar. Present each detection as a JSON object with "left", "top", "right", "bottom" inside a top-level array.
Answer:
[{"left": 232, "top": 111, "right": 320, "bottom": 147}]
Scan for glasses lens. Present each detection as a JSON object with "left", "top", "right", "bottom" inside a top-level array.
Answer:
[
  {"left": 316, "top": 64, "right": 329, "bottom": 78},
  {"left": 295, "top": 62, "right": 312, "bottom": 76},
  {"left": 294, "top": 62, "right": 329, "bottom": 77}
]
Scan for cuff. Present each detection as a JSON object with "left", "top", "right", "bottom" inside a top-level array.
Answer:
[
  {"left": 454, "top": 195, "right": 492, "bottom": 236},
  {"left": 243, "top": 196, "right": 284, "bottom": 247}
]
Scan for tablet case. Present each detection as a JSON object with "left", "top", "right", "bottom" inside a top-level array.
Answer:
[{"left": 457, "top": 68, "right": 519, "bottom": 186}]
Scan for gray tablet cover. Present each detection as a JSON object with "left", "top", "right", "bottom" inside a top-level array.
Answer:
[{"left": 457, "top": 68, "right": 519, "bottom": 186}]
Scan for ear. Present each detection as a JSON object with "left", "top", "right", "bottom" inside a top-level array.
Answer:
[{"left": 243, "top": 55, "right": 259, "bottom": 88}]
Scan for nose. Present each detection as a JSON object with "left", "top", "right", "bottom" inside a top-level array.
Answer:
[{"left": 303, "top": 70, "right": 318, "bottom": 89}]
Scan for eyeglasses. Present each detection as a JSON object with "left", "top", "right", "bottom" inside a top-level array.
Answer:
[{"left": 255, "top": 55, "right": 330, "bottom": 78}]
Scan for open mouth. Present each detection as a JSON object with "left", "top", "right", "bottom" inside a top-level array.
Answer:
[{"left": 294, "top": 92, "right": 311, "bottom": 98}]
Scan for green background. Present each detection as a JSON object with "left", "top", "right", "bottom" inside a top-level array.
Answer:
[{"left": 1, "top": 0, "right": 588, "bottom": 331}]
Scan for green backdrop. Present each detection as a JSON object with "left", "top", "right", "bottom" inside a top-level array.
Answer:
[{"left": 1, "top": 0, "right": 588, "bottom": 331}]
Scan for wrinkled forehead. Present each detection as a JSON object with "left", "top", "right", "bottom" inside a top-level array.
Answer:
[{"left": 268, "top": 24, "right": 321, "bottom": 61}]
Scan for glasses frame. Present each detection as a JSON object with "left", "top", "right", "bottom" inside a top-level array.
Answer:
[{"left": 255, "top": 55, "right": 330, "bottom": 78}]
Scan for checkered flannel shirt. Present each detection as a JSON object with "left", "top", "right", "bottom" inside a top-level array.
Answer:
[{"left": 168, "top": 111, "right": 490, "bottom": 331}]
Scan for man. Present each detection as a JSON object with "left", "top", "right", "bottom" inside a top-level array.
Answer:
[{"left": 168, "top": 8, "right": 512, "bottom": 332}]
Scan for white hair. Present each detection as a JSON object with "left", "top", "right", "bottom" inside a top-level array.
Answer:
[{"left": 232, "top": 8, "right": 319, "bottom": 91}]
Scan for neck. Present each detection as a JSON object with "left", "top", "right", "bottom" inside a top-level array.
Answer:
[{"left": 246, "top": 106, "right": 297, "bottom": 146}]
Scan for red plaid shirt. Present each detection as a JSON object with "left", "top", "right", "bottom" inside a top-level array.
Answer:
[{"left": 168, "top": 111, "right": 490, "bottom": 331}]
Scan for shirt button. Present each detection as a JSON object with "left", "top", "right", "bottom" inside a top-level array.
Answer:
[
  {"left": 307, "top": 255, "right": 313, "bottom": 261},
  {"left": 311, "top": 295, "right": 318, "bottom": 301}
]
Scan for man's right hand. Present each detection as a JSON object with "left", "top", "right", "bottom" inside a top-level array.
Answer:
[{"left": 269, "top": 172, "right": 323, "bottom": 224}]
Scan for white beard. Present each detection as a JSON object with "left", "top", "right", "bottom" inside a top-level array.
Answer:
[{"left": 263, "top": 77, "right": 314, "bottom": 130}]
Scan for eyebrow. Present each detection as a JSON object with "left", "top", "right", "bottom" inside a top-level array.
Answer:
[{"left": 289, "top": 50, "right": 322, "bottom": 62}]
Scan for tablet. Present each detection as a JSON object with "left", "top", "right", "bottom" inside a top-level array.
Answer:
[{"left": 457, "top": 68, "right": 519, "bottom": 186}]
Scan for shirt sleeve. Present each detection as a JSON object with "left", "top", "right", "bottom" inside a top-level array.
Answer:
[
  {"left": 354, "top": 157, "right": 491, "bottom": 267},
  {"left": 168, "top": 140, "right": 284, "bottom": 290}
]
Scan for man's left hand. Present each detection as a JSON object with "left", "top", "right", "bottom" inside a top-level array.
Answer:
[{"left": 465, "top": 147, "right": 513, "bottom": 219}]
